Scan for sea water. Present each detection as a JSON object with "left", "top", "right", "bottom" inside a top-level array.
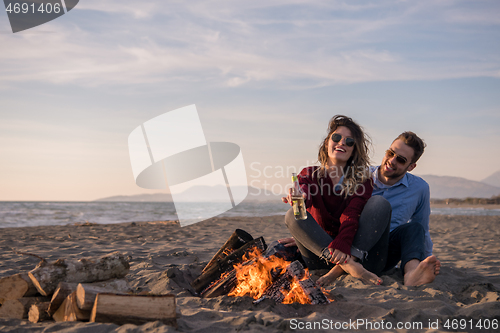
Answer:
[{"left": 0, "top": 201, "right": 498, "bottom": 228}]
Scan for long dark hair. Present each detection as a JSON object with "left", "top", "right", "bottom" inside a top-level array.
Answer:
[{"left": 316, "top": 115, "right": 372, "bottom": 196}]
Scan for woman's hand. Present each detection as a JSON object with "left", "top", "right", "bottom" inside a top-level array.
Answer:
[
  {"left": 329, "top": 249, "right": 350, "bottom": 265},
  {"left": 281, "top": 188, "right": 307, "bottom": 206},
  {"left": 277, "top": 237, "right": 297, "bottom": 247}
]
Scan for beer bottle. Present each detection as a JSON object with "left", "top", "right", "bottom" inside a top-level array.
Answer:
[{"left": 291, "top": 173, "right": 307, "bottom": 220}]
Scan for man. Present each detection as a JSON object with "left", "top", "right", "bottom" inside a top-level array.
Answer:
[{"left": 372, "top": 131, "right": 441, "bottom": 286}]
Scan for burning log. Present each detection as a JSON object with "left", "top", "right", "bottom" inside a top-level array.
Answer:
[
  {"left": 257, "top": 261, "right": 328, "bottom": 304},
  {"left": 192, "top": 231, "right": 329, "bottom": 305},
  {"left": 191, "top": 237, "right": 266, "bottom": 294},
  {"left": 28, "top": 252, "right": 130, "bottom": 296},
  {"left": 202, "top": 229, "right": 253, "bottom": 274},
  {"left": 200, "top": 258, "right": 258, "bottom": 298},
  {"left": 258, "top": 260, "right": 304, "bottom": 303}
]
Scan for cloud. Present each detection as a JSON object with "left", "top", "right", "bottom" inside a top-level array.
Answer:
[{"left": 0, "top": 0, "right": 499, "bottom": 89}]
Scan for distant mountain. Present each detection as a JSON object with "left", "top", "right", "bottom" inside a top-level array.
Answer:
[
  {"left": 95, "top": 193, "right": 173, "bottom": 202},
  {"left": 481, "top": 170, "right": 500, "bottom": 188},
  {"left": 94, "top": 186, "right": 283, "bottom": 203},
  {"left": 168, "top": 185, "right": 283, "bottom": 202},
  {"left": 418, "top": 174, "right": 500, "bottom": 199}
]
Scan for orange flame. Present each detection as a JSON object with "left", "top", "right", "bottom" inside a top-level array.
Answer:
[
  {"left": 222, "top": 247, "right": 234, "bottom": 257},
  {"left": 227, "top": 248, "right": 313, "bottom": 304}
]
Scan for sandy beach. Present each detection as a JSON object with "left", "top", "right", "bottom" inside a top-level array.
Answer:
[{"left": 0, "top": 214, "right": 499, "bottom": 332}]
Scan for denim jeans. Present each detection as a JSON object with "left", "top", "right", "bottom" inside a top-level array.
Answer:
[
  {"left": 284, "top": 195, "right": 391, "bottom": 275},
  {"left": 384, "top": 221, "right": 426, "bottom": 272}
]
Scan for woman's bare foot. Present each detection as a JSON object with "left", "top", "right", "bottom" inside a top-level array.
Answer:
[
  {"left": 404, "top": 256, "right": 441, "bottom": 286},
  {"left": 316, "top": 265, "right": 345, "bottom": 286},
  {"left": 339, "top": 258, "right": 382, "bottom": 285}
]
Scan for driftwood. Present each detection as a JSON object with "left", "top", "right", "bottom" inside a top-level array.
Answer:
[
  {"left": 28, "top": 302, "right": 51, "bottom": 323},
  {"left": 0, "top": 273, "right": 39, "bottom": 304},
  {"left": 76, "top": 279, "right": 132, "bottom": 310},
  {"left": 52, "top": 292, "right": 90, "bottom": 322},
  {"left": 47, "top": 282, "right": 79, "bottom": 316},
  {"left": 28, "top": 252, "right": 130, "bottom": 296},
  {"left": 0, "top": 297, "right": 49, "bottom": 319},
  {"left": 90, "top": 294, "right": 176, "bottom": 326},
  {"left": 202, "top": 229, "right": 253, "bottom": 274},
  {"left": 191, "top": 237, "right": 267, "bottom": 294}
]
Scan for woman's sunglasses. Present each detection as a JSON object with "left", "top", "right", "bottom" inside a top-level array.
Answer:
[
  {"left": 385, "top": 149, "right": 408, "bottom": 164},
  {"left": 331, "top": 133, "right": 355, "bottom": 147}
]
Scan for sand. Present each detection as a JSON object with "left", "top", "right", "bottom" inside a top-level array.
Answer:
[{"left": 0, "top": 215, "right": 499, "bottom": 332}]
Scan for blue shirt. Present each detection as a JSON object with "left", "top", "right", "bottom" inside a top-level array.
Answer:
[{"left": 371, "top": 166, "right": 433, "bottom": 257}]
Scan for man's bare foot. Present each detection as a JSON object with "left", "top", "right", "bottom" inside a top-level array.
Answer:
[
  {"left": 404, "top": 256, "right": 441, "bottom": 286},
  {"left": 316, "top": 265, "right": 345, "bottom": 287},
  {"left": 340, "top": 258, "right": 382, "bottom": 285}
]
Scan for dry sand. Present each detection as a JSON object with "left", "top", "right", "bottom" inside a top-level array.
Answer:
[{"left": 0, "top": 215, "right": 499, "bottom": 332}]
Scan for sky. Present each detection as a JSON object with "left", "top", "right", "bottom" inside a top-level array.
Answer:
[{"left": 1, "top": 0, "right": 499, "bottom": 201}]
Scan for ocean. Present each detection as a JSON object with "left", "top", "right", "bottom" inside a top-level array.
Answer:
[{"left": 0, "top": 201, "right": 499, "bottom": 229}]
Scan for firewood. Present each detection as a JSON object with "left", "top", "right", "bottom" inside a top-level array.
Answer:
[
  {"left": 28, "top": 302, "right": 51, "bottom": 323},
  {"left": 0, "top": 273, "right": 39, "bottom": 304},
  {"left": 76, "top": 279, "right": 132, "bottom": 310},
  {"left": 191, "top": 237, "right": 266, "bottom": 294},
  {"left": 200, "top": 257, "right": 259, "bottom": 298},
  {"left": 90, "top": 293, "right": 176, "bottom": 326},
  {"left": 28, "top": 251, "right": 130, "bottom": 296},
  {"left": 202, "top": 229, "right": 253, "bottom": 274},
  {"left": 0, "top": 297, "right": 49, "bottom": 319},
  {"left": 52, "top": 292, "right": 90, "bottom": 322},
  {"left": 298, "top": 279, "right": 329, "bottom": 305},
  {"left": 259, "top": 260, "right": 329, "bottom": 304},
  {"left": 47, "top": 282, "right": 79, "bottom": 316}
]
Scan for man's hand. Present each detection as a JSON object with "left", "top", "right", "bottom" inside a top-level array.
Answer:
[{"left": 277, "top": 237, "right": 297, "bottom": 247}]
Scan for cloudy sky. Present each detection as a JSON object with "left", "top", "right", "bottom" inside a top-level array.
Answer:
[{"left": 1, "top": 0, "right": 499, "bottom": 201}]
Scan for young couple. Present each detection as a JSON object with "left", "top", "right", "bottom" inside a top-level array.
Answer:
[{"left": 280, "top": 115, "right": 441, "bottom": 287}]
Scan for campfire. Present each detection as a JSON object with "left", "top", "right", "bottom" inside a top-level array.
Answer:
[{"left": 191, "top": 229, "right": 329, "bottom": 305}]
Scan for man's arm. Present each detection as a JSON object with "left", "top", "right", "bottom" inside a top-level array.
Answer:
[{"left": 410, "top": 180, "right": 433, "bottom": 257}]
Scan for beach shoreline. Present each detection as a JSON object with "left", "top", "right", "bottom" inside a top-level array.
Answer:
[
  {"left": 431, "top": 203, "right": 500, "bottom": 210},
  {"left": 1, "top": 215, "right": 499, "bottom": 332}
]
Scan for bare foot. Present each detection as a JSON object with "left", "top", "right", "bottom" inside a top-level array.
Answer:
[
  {"left": 316, "top": 265, "right": 345, "bottom": 286},
  {"left": 340, "top": 258, "right": 382, "bottom": 285},
  {"left": 404, "top": 256, "right": 441, "bottom": 286}
]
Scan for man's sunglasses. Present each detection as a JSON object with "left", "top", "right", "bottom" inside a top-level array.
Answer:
[
  {"left": 331, "top": 133, "right": 355, "bottom": 147},
  {"left": 385, "top": 148, "right": 408, "bottom": 164}
]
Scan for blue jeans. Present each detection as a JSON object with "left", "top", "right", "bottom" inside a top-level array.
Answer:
[
  {"left": 284, "top": 196, "right": 391, "bottom": 275},
  {"left": 384, "top": 222, "right": 426, "bottom": 272}
]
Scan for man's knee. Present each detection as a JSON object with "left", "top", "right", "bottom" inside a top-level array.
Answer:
[{"left": 361, "top": 195, "right": 392, "bottom": 224}]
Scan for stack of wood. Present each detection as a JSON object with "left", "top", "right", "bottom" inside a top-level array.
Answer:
[{"left": 0, "top": 251, "right": 177, "bottom": 326}]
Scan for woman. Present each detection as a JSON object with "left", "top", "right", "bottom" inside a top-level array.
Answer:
[{"left": 280, "top": 115, "right": 391, "bottom": 286}]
